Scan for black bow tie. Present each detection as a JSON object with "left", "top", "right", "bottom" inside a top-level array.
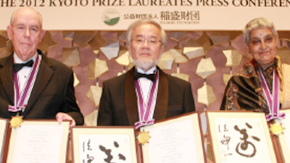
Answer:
[
  {"left": 134, "top": 72, "right": 156, "bottom": 82},
  {"left": 13, "top": 60, "right": 34, "bottom": 72}
]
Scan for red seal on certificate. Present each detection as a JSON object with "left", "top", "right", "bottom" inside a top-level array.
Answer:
[
  {"left": 270, "top": 122, "right": 284, "bottom": 135},
  {"left": 10, "top": 113, "right": 23, "bottom": 128},
  {"left": 137, "top": 130, "right": 150, "bottom": 145}
]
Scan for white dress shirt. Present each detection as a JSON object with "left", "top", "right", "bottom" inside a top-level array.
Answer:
[
  {"left": 136, "top": 66, "right": 159, "bottom": 119},
  {"left": 13, "top": 53, "right": 41, "bottom": 105}
]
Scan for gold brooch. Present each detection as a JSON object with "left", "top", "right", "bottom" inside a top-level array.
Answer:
[
  {"left": 10, "top": 113, "right": 23, "bottom": 129},
  {"left": 270, "top": 122, "right": 284, "bottom": 135},
  {"left": 137, "top": 129, "right": 151, "bottom": 145}
]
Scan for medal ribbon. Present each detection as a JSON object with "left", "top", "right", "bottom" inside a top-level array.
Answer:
[
  {"left": 8, "top": 55, "right": 40, "bottom": 112},
  {"left": 259, "top": 69, "right": 285, "bottom": 121},
  {"left": 134, "top": 71, "right": 159, "bottom": 129}
]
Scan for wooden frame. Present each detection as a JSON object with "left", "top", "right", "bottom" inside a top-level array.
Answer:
[
  {"left": 278, "top": 109, "right": 290, "bottom": 162},
  {"left": 72, "top": 112, "right": 206, "bottom": 163},
  {"left": 0, "top": 118, "right": 8, "bottom": 162},
  {"left": 72, "top": 126, "right": 139, "bottom": 163},
  {"left": 140, "top": 112, "right": 206, "bottom": 163},
  {"left": 206, "top": 111, "right": 277, "bottom": 163},
  {"left": 3, "top": 120, "right": 70, "bottom": 163}
]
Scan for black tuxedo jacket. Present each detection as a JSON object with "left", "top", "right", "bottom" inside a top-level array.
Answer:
[
  {"left": 97, "top": 67, "right": 195, "bottom": 126},
  {"left": 0, "top": 50, "right": 84, "bottom": 125}
]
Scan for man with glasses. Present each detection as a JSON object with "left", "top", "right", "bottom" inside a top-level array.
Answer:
[{"left": 97, "top": 19, "right": 195, "bottom": 128}]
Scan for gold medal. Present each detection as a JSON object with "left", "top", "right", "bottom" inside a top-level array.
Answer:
[
  {"left": 10, "top": 113, "right": 23, "bottom": 128},
  {"left": 137, "top": 130, "right": 150, "bottom": 145},
  {"left": 270, "top": 122, "right": 284, "bottom": 135}
]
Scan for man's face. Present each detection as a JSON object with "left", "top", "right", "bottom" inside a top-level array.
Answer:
[
  {"left": 7, "top": 8, "right": 45, "bottom": 61},
  {"left": 248, "top": 27, "right": 278, "bottom": 68},
  {"left": 128, "top": 23, "right": 163, "bottom": 72}
]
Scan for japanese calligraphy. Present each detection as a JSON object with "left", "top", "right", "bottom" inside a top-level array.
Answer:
[{"left": 234, "top": 123, "right": 260, "bottom": 157}]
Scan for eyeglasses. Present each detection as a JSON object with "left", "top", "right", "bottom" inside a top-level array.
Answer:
[{"left": 131, "top": 37, "right": 161, "bottom": 46}]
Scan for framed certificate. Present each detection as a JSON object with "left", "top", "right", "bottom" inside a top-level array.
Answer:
[
  {"left": 206, "top": 111, "right": 277, "bottom": 163},
  {"left": 277, "top": 109, "right": 290, "bottom": 162},
  {"left": 140, "top": 112, "right": 206, "bottom": 163},
  {"left": 72, "top": 126, "right": 139, "bottom": 163},
  {"left": 0, "top": 118, "right": 8, "bottom": 162},
  {"left": 3, "top": 120, "right": 70, "bottom": 163}
]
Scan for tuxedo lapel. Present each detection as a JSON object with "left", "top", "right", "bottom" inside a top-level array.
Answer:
[
  {"left": 125, "top": 68, "right": 139, "bottom": 126},
  {"left": 153, "top": 69, "right": 168, "bottom": 121},
  {"left": 23, "top": 55, "right": 53, "bottom": 116},
  {"left": 0, "top": 55, "right": 14, "bottom": 104}
]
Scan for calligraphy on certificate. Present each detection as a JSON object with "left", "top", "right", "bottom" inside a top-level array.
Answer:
[
  {"left": 79, "top": 135, "right": 132, "bottom": 163},
  {"left": 218, "top": 124, "right": 232, "bottom": 156},
  {"left": 82, "top": 139, "right": 94, "bottom": 163},
  {"left": 99, "top": 141, "right": 126, "bottom": 162},
  {"left": 234, "top": 123, "right": 260, "bottom": 157},
  {"left": 214, "top": 118, "right": 272, "bottom": 163}
]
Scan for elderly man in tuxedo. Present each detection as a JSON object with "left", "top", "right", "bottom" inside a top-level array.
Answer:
[
  {"left": 97, "top": 19, "right": 195, "bottom": 128},
  {"left": 0, "top": 7, "right": 84, "bottom": 126}
]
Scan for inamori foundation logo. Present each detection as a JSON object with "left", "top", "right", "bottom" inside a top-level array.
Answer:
[{"left": 103, "top": 9, "right": 120, "bottom": 26}]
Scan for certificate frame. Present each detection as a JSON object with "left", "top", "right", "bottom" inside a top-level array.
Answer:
[
  {"left": 140, "top": 112, "right": 207, "bottom": 163},
  {"left": 3, "top": 120, "right": 70, "bottom": 163},
  {"left": 206, "top": 111, "right": 278, "bottom": 163},
  {"left": 72, "top": 126, "right": 139, "bottom": 163},
  {"left": 277, "top": 109, "right": 290, "bottom": 162},
  {"left": 0, "top": 118, "right": 8, "bottom": 163}
]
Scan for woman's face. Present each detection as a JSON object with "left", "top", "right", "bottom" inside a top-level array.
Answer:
[{"left": 248, "top": 27, "right": 278, "bottom": 68}]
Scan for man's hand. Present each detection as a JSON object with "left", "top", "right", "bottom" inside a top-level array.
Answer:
[{"left": 56, "top": 112, "right": 76, "bottom": 127}]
